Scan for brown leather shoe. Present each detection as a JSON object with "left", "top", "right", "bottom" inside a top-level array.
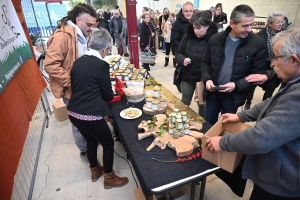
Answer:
[
  {"left": 90, "top": 165, "right": 104, "bottom": 182},
  {"left": 103, "top": 171, "right": 128, "bottom": 189}
]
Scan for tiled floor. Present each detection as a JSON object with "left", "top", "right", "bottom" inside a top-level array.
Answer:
[{"left": 32, "top": 46, "right": 277, "bottom": 200}]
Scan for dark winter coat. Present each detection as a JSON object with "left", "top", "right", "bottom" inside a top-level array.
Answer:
[
  {"left": 103, "top": 11, "right": 112, "bottom": 31},
  {"left": 257, "top": 27, "right": 282, "bottom": 89},
  {"left": 170, "top": 9, "right": 190, "bottom": 52},
  {"left": 96, "top": 16, "right": 105, "bottom": 29},
  {"left": 139, "top": 21, "right": 155, "bottom": 49},
  {"left": 201, "top": 26, "right": 268, "bottom": 107},
  {"left": 175, "top": 22, "right": 218, "bottom": 85}
]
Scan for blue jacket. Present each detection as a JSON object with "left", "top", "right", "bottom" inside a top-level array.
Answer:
[{"left": 220, "top": 74, "right": 300, "bottom": 197}]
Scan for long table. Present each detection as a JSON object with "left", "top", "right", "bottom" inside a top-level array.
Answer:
[{"left": 110, "top": 88, "right": 221, "bottom": 200}]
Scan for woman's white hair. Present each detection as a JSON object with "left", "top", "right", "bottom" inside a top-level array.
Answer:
[
  {"left": 272, "top": 27, "right": 300, "bottom": 64},
  {"left": 267, "top": 11, "right": 284, "bottom": 24},
  {"left": 89, "top": 28, "right": 112, "bottom": 51}
]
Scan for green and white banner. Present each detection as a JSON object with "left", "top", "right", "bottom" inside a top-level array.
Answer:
[{"left": 0, "top": 0, "right": 33, "bottom": 94}]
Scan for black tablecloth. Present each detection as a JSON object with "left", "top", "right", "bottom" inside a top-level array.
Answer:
[{"left": 110, "top": 97, "right": 221, "bottom": 198}]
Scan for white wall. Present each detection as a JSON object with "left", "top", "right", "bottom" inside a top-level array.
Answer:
[
  {"left": 135, "top": 0, "right": 172, "bottom": 17},
  {"left": 119, "top": 0, "right": 300, "bottom": 27}
]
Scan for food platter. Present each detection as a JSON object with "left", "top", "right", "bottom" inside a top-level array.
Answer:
[{"left": 120, "top": 108, "right": 142, "bottom": 119}]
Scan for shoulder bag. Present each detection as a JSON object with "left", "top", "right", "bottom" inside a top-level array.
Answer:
[{"left": 173, "top": 39, "right": 190, "bottom": 86}]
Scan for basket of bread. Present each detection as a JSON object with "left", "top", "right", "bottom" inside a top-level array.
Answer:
[{"left": 123, "top": 86, "right": 145, "bottom": 103}]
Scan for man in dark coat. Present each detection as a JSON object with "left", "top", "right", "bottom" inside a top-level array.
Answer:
[
  {"left": 201, "top": 4, "right": 268, "bottom": 125},
  {"left": 171, "top": 2, "right": 194, "bottom": 92},
  {"left": 103, "top": 7, "right": 115, "bottom": 45},
  {"left": 110, "top": 9, "right": 129, "bottom": 57},
  {"left": 201, "top": 5, "right": 269, "bottom": 197}
]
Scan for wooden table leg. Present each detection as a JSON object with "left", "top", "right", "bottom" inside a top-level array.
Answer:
[{"left": 199, "top": 177, "right": 207, "bottom": 200}]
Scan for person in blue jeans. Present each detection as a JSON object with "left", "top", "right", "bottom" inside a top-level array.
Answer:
[
  {"left": 201, "top": 4, "right": 268, "bottom": 125},
  {"left": 44, "top": 3, "right": 97, "bottom": 164}
]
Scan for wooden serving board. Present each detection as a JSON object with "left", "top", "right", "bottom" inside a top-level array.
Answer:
[
  {"left": 142, "top": 104, "right": 167, "bottom": 115},
  {"left": 138, "top": 114, "right": 204, "bottom": 157}
]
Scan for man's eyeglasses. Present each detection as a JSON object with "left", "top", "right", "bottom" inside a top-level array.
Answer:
[
  {"left": 269, "top": 55, "right": 285, "bottom": 63},
  {"left": 183, "top": 10, "right": 193, "bottom": 13}
]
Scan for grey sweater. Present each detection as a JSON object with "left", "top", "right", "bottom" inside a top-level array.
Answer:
[{"left": 220, "top": 74, "right": 300, "bottom": 197}]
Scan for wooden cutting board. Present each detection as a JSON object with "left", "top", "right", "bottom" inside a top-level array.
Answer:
[{"left": 138, "top": 114, "right": 204, "bottom": 157}]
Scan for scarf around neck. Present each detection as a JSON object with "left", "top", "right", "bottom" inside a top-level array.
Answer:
[{"left": 266, "top": 25, "right": 281, "bottom": 59}]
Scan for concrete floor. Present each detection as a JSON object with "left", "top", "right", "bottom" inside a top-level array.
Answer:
[{"left": 32, "top": 46, "right": 277, "bottom": 200}]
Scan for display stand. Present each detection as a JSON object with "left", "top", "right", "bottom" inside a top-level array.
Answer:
[{"left": 109, "top": 77, "right": 124, "bottom": 103}]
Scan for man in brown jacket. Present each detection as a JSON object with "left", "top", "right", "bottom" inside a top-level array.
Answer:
[{"left": 44, "top": 3, "right": 96, "bottom": 163}]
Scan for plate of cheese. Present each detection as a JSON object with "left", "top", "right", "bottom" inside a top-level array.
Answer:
[{"left": 120, "top": 108, "right": 142, "bottom": 119}]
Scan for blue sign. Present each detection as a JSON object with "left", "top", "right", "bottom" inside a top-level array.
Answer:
[{"left": 194, "top": 0, "right": 199, "bottom": 9}]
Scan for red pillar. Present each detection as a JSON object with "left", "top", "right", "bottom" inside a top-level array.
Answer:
[{"left": 125, "top": 0, "right": 140, "bottom": 68}]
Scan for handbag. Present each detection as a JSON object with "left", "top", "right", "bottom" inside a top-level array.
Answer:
[
  {"left": 139, "top": 34, "right": 156, "bottom": 64},
  {"left": 173, "top": 39, "right": 190, "bottom": 86},
  {"left": 173, "top": 65, "right": 182, "bottom": 85},
  {"left": 139, "top": 49, "right": 156, "bottom": 64},
  {"left": 117, "top": 37, "right": 124, "bottom": 56}
]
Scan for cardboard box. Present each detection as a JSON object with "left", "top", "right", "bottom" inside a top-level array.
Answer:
[
  {"left": 134, "top": 188, "right": 157, "bottom": 200},
  {"left": 52, "top": 99, "right": 69, "bottom": 122},
  {"left": 202, "top": 117, "right": 251, "bottom": 173}
]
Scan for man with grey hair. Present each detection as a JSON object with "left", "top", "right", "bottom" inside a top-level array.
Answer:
[
  {"left": 110, "top": 9, "right": 129, "bottom": 57},
  {"left": 244, "top": 11, "right": 285, "bottom": 110},
  {"left": 205, "top": 26, "right": 300, "bottom": 199},
  {"left": 45, "top": 3, "right": 97, "bottom": 164},
  {"left": 68, "top": 28, "right": 129, "bottom": 188},
  {"left": 201, "top": 4, "right": 268, "bottom": 126}
]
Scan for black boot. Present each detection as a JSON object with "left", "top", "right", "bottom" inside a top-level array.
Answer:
[
  {"left": 164, "top": 57, "right": 169, "bottom": 67},
  {"left": 173, "top": 58, "right": 176, "bottom": 68}
]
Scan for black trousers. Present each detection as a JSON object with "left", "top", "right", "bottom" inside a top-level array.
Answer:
[
  {"left": 69, "top": 116, "right": 114, "bottom": 173},
  {"left": 250, "top": 184, "right": 299, "bottom": 200},
  {"left": 165, "top": 42, "right": 172, "bottom": 56}
]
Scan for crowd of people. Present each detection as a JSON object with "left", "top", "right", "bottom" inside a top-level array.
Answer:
[{"left": 43, "top": 1, "right": 299, "bottom": 199}]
